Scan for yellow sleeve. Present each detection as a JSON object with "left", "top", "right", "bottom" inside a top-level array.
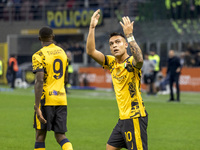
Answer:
[
  {"left": 102, "top": 55, "right": 115, "bottom": 71},
  {"left": 129, "top": 56, "right": 141, "bottom": 70},
  {"left": 32, "top": 52, "right": 44, "bottom": 73}
]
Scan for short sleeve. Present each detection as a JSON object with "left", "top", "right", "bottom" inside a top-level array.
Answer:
[
  {"left": 32, "top": 52, "right": 44, "bottom": 73},
  {"left": 102, "top": 55, "right": 115, "bottom": 71},
  {"left": 102, "top": 55, "right": 109, "bottom": 70},
  {"left": 129, "top": 56, "right": 141, "bottom": 70}
]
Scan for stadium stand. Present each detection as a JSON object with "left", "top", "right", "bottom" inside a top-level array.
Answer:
[{"left": 0, "top": 0, "right": 200, "bottom": 89}]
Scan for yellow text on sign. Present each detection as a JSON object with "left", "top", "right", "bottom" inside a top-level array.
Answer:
[{"left": 47, "top": 10, "right": 103, "bottom": 28}]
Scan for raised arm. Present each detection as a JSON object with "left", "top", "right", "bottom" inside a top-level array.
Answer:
[
  {"left": 120, "top": 17, "right": 143, "bottom": 69},
  {"left": 86, "top": 9, "right": 105, "bottom": 66}
]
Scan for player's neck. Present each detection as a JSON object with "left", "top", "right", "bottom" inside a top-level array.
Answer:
[
  {"left": 115, "top": 53, "right": 129, "bottom": 64},
  {"left": 42, "top": 41, "right": 54, "bottom": 47}
]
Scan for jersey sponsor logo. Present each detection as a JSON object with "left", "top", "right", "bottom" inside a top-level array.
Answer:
[
  {"left": 113, "top": 74, "right": 127, "bottom": 83},
  {"left": 49, "top": 90, "right": 65, "bottom": 96}
]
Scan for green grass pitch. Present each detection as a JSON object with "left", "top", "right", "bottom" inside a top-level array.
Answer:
[{"left": 0, "top": 86, "right": 200, "bottom": 150}]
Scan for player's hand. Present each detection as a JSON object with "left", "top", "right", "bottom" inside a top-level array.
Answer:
[
  {"left": 35, "top": 107, "right": 47, "bottom": 124},
  {"left": 90, "top": 9, "right": 100, "bottom": 29},
  {"left": 176, "top": 67, "right": 181, "bottom": 73},
  {"left": 120, "top": 16, "right": 134, "bottom": 37}
]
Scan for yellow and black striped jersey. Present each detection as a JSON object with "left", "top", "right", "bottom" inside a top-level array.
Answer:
[
  {"left": 32, "top": 43, "right": 68, "bottom": 106},
  {"left": 103, "top": 55, "right": 147, "bottom": 120}
]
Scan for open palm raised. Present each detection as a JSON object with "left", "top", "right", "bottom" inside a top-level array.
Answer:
[{"left": 90, "top": 9, "right": 100, "bottom": 28}]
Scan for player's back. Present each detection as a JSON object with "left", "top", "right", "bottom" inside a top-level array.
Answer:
[{"left": 32, "top": 43, "right": 68, "bottom": 106}]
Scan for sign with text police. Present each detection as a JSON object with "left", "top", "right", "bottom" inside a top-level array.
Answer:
[{"left": 46, "top": 8, "right": 103, "bottom": 28}]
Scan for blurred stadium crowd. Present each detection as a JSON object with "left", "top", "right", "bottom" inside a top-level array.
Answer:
[
  {"left": 56, "top": 41, "right": 200, "bottom": 67},
  {"left": 0, "top": 0, "right": 200, "bottom": 92},
  {"left": 0, "top": 0, "right": 129, "bottom": 21},
  {"left": 183, "top": 46, "right": 200, "bottom": 66}
]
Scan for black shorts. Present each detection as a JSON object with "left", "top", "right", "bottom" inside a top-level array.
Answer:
[
  {"left": 107, "top": 115, "right": 148, "bottom": 150},
  {"left": 144, "top": 74, "right": 154, "bottom": 84},
  {"left": 152, "top": 71, "right": 158, "bottom": 82},
  {"left": 33, "top": 106, "right": 67, "bottom": 133}
]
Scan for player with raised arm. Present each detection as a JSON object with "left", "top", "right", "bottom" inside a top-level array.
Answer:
[
  {"left": 86, "top": 9, "right": 148, "bottom": 150},
  {"left": 32, "top": 27, "right": 73, "bottom": 150}
]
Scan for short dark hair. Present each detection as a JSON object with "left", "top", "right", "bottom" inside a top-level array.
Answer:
[
  {"left": 109, "top": 32, "right": 126, "bottom": 40},
  {"left": 149, "top": 49, "right": 156, "bottom": 53},
  {"left": 39, "top": 26, "right": 53, "bottom": 41}
]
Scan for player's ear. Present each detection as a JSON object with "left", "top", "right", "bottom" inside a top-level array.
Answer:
[
  {"left": 52, "top": 34, "right": 55, "bottom": 40},
  {"left": 125, "top": 42, "right": 128, "bottom": 48},
  {"left": 38, "top": 36, "right": 41, "bottom": 41}
]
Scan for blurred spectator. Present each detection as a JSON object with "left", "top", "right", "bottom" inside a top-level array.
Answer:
[
  {"left": 76, "top": 0, "right": 84, "bottom": 8},
  {"left": 66, "top": 0, "right": 75, "bottom": 9},
  {"left": 6, "top": 0, "right": 13, "bottom": 7},
  {"left": 0, "top": 56, "right": 3, "bottom": 77},
  {"left": 8, "top": 55, "right": 19, "bottom": 89},
  {"left": 3, "top": 0, "right": 14, "bottom": 20},
  {"left": 13, "top": 0, "right": 21, "bottom": 20},
  {"left": 142, "top": 53, "right": 155, "bottom": 95},
  {"left": 148, "top": 49, "right": 160, "bottom": 95},
  {"left": 158, "top": 72, "right": 170, "bottom": 94},
  {"left": 0, "top": 0, "right": 124, "bottom": 21},
  {"left": 65, "top": 51, "right": 74, "bottom": 92},
  {"left": 0, "top": 0, "right": 7, "bottom": 19},
  {"left": 31, "top": 0, "right": 40, "bottom": 20},
  {"left": 167, "top": 50, "right": 181, "bottom": 102},
  {"left": 57, "top": 41, "right": 85, "bottom": 64},
  {"left": 20, "top": 0, "right": 33, "bottom": 20},
  {"left": 89, "top": 0, "right": 99, "bottom": 7},
  {"left": 70, "top": 43, "right": 84, "bottom": 63},
  {"left": 180, "top": 52, "right": 185, "bottom": 67},
  {"left": 187, "top": 45, "right": 196, "bottom": 55},
  {"left": 57, "top": 42, "right": 66, "bottom": 50},
  {"left": 195, "top": 52, "right": 200, "bottom": 66},
  {"left": 184, "top": 50, "right": 196, "bottom": 66},
  {"left": 84, "top": 0, "right": 89, "bottom": 8},
  {"left": 155, "top": 72, "right": 165, "bottom": 93}
]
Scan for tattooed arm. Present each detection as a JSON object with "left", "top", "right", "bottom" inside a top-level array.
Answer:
[
  {"left": 120, "top": 17, "right": 143, "bottom": 69},
  {"left": 126, "top": 33, "right": 143, "bottom": 69}
]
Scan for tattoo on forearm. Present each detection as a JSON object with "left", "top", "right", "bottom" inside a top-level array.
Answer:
[
  {"left": 126, "top": 34, "right": 143, "bottom": 68},
  {"left": 130, "top": 42, "right": 143, "bottom": 62}
]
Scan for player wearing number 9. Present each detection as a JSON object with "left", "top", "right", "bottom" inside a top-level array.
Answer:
[{"left": 32, "top": 26, "right": 73, "bottom": 150}]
